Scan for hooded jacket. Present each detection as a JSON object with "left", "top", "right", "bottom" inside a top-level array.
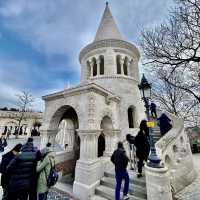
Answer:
[
  {"left": 37, "top": 147, "right": 55, "bottom": 193},
  {"left": 111, "top": 147, "right": 129, "bottom": 171}
]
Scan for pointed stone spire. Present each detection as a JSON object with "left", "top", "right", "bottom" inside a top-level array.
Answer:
[{"left": 94, "top": 2, "right": 123, "bottom": 41}]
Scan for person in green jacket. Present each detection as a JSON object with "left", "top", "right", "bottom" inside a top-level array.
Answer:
[{"left": 37, "top": 143, "right": 55, "bottom": 200}]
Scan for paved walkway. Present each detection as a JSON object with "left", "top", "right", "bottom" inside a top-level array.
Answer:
[{"left": 175, "top": 153, "right": 200, "bottom": 200}]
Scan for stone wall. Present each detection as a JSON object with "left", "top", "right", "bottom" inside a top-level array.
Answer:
[{"left": 56, "top": 159, "right": 76, "bottom": 175}]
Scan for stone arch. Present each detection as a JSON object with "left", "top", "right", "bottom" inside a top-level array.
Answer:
[
  {"left": 4, "top": 120, "right": 18, "bottom": 135},
  {"left": 100, "top": 116, "right": 113, "bottom": 130},
  {"left": 56, "top": 118, "right": 76, "bottom": 151},
  {"left": 98, "top": 108, "right": 115, "bottom": 129},
  {"left": 116, "top": 55, "right": 121, "bottom": 74},
  {"left": 99, "top": 115, "right": 116, "bottom": 157},
  {"left": 92, "top": 57, "right": 97, "bottom": 76},
  {"left": 48, "top": 105, "right": 80, "bottom": 151},
  {"left": 128, "top": 106, "right": 135, "bottom": 128},
  {"left": 165, "top": 154, "right": 171, "bottom": 168},
  {"left": 48, "top": 105, "right": 79, "bottom": 130},
  {"left": 123, "top": 56, "right": 128, "bottom": 75},
  {"left": 173, "top": 145, "right": 178, "bottom": 153},
  {"left": 99, "top": 55, "right": 104, "bottom": 75},
  {"left": 98, "top": 133, "right": 105, "bottom": 157}
]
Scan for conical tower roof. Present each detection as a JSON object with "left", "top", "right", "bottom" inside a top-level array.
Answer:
[{"left": 94, "top": 2, "right": 123, "bottom": 41}]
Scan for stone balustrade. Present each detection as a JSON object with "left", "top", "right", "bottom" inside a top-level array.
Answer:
[{"left": 145, "top": 110, "right": 197, "bottom": 200}]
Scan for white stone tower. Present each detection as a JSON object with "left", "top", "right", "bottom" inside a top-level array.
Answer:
[
  {"left": 79, "top": 2, "right": 144, "bottom": 133},
  {"left": 41, "top": 3, "right": 145, "bottom": 200}
]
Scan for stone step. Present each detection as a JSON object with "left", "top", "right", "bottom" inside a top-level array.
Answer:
[
  {"left": 91, "top": 195, "right": 108, "bottom": 200},
  {"left": 104, "top": 171, "right": 146, "bottom": 187},
  {"left": 100, "top": 177, "right": 147, "bottom": 199},
  {"left": 95, "top": 185, "right": 147, "bottom": 200}
]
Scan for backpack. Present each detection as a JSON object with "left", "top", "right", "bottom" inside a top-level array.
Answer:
[{"left": 44, "top": 156, "right": 59, "bottom": 188}]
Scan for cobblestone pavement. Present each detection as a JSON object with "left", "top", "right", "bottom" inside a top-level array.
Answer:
[
  {"left": 175, "top": 154, "right": 200, "bottom": 200},
  {"left": 47, "top": 189, "right": 73, "bottom": 200}
]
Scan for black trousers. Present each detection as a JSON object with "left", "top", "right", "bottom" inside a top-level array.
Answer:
[
  {"left": 2, "top": 187, "right": 8, "bottom": 200},
  {"left": 137, "top": 158, "right": 144, "bottom": 174},
  {"left": 38, "top": 192, "right": 48, "bottom": 200},
  {"left": 7, "top": 189, "right": 29, "bottom": 200}
]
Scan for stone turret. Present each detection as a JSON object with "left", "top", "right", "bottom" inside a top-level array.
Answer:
[
  {"left": 79, "top": 3, "right": 143, "bottom": 129},
  {"left": 79, "top": 3, "right": 140, "bottom": 85}
]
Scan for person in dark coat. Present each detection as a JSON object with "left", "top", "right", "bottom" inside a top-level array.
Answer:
[
  {"left": 6, "top": 137, "right": 39, "bottom": 200},
  {"left": 111, "top": 142, "right": 130, "bottom": 200},
  {"left": 150, "top": 102, "right": 157, "bottom": 118},
  {"left": 0, "top": 135, "right": 8, "bottom": 152},
  {"left": 0, "top": 144, "right": 22, "bottom": 200},
  {"left": 134, "top": 120, "right": 150, "bottom": 178},
  {"left": 157, "top": 113, "right": 172, "bottom": 136}
]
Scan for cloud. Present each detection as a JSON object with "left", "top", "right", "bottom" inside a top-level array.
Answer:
[{"left": 0, "top": 0, "right": 175, "bottom": 111}]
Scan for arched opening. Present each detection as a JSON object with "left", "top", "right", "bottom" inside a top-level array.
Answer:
[
  {"left": 128, "top": 106, "right": 135, "bottom": 128},
  {"left": 99, "top": 55, "right": 104, "bottom": 75},
  {"left": 49, "top": 105, "right": 80, "bottom": 183},
  {"left": 54, "top": 107, "right": 79, "bottom": 152},
  {"left": 5, "top": 121, "right": 17, "bottom": 136},
  {"left": 98, "top": 134, "right": 105, "bottom": 157},
  {"left": 116, "top": 55, "right": 121, "bottom": 74},
  {"left": 123, "top": 57, "right": 128, "bottom": 75},
  {"left": 92, "top": 57, "right": 97, "bottom": 76},
  {"left": 99, "top": 116, "right": 114, "bottom": 157}
]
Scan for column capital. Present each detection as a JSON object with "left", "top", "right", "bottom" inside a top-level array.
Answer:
[
  {"left": 89, "top": 59, "right": 94, "bottom": 66},
  {"left": 96, "top": 58, "right": 101, "bottom": 64},
  {"left": 119, "top": 57, "right": 124, "bottom": 65},
  {"left": 76, "top": 129, "right": 102, "bottom": 137}
]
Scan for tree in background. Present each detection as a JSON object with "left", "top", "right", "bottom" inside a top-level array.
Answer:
[
  {"left": 140, "top": 0, "right": 200, "bottom": 126},
  {"left": 14, "top": 91, "right": 34, "bottom": 137}
]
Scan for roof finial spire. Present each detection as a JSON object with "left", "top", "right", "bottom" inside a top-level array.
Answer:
[{"left": 94, "top": 1, "right": 123, "bottom": 41}]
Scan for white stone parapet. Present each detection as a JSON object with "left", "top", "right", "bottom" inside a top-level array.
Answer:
[{"left": 145, "top": 165, "right": 172, "bottom": 200}]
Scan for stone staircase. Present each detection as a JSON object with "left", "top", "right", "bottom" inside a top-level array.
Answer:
[{"left": 93, "top": 169, "right": 147, "bottom": 200}]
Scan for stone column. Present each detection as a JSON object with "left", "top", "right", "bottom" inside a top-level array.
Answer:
[
  {"left": 145, "top": 165, "right": 173, "bottom": 200},
  {"left": 89, "top": 60, "right": 94, "bottom": 77},
  {"left": 127, "top": 60, "right": 131, "bottom": 76},
  {"left": 97, "top": 58, "right": 100, "bottom": 76},
  {"left": 120, "top": 57, "right": 124, "bottom": 75},
  {"left": 78, "top": 129, "right": 101, "bottom": 161},
  {"left": 73, "top": 129, "right": 102, "bottom": 200},
  {"left": 103, "top": 130, "right": 119, "bottom": 157}
]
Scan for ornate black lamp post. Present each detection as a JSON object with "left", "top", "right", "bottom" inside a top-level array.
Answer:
[{"left": 138, "top": 74, "right": 162, "bottom": 168}]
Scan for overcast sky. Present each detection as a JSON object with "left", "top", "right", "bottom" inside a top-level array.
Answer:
[{"left": 0, "top": 0, "right": 174, "bottom": 111}]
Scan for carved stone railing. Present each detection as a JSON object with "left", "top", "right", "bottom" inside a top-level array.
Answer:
[{"left": 155, "top": 110, "right": 197, "bottom": 194}]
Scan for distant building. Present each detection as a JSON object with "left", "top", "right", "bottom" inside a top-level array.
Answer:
[{"left": 0, "top": 108, "right": 43, "bottom": 137}]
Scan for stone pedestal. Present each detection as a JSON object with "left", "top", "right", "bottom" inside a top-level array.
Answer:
[
  {"left": 73, "top": 159, "right": 101, "bottom": 200},
  {"left": 145, "top": 165, "right": 172, "bottom": 200},
  {"left": 73, "top": 129, "right": 102, "bottom": 200}
]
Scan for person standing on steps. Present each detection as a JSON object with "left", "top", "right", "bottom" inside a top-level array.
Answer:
[
  {"left": 150, "top": 102, "right": 157, "bottom": 119},
  {"left": 157, "top": 113, "right": 172, "bottom": 136},
  {"left": 111, "top": 142, "right": 130, "bottom": 200},
  {"left": 134, "top": 120, "right": 150, "bottom": 178}
]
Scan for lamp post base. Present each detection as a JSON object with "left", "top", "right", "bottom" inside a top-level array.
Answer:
[{"left": 147, "top": 148, "right": 163, "bottom": 168}]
